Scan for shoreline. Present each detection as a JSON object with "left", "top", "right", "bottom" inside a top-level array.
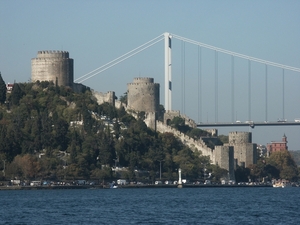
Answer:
[{"left": 0, "top": 184, "right": 273, "bottom": 190}]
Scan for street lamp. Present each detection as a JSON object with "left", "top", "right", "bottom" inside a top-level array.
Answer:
[
  {"left": 113, "top": 159, "right": 118, "bottom": 174},
  {"left": 158, "top": 160, "right": 164, "bottom": 180},
  {"left": 2, "top": 160, "right": 6, "bottom": 177}
]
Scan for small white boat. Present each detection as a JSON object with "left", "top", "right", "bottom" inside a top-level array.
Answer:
[{"left": 273, "top": 180, "right": 292, "bottom": 188}]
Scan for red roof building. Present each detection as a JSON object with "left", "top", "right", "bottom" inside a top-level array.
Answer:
[{"left": 267, "top": 134, "right": 288, "bottom": 154}]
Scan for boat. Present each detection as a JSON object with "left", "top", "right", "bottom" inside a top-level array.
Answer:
[
  {"left": 273, "top": 182, "right": 283, "bottom": 188},
  {"left": 110, "top": 181, "right": 118, "bottom": 189},
  {"left": 273, "top": 180, "right": 292, "bottom": 188}
]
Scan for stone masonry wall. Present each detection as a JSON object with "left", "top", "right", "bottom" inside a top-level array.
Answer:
[
  {"left": 127, "top": 77, "right": 159, "bottom": 113},
  {"left": 155, "top": 121, "right": 215, "bottom": 163},
  {"left": 164, "top": 110, "right": 197, "bottom": 128},
  {"left": 92, "top": 91, "right": 115, "bottom": 106},
  {"left": 215, "top": 146, "right": 235, "bottom": 180},
  {"left": 227, "top": 131, "right": 257, "bottom": 167}
]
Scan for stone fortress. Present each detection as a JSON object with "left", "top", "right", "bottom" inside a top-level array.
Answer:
[
  {"left": 31, "top": 51, "right": 73, "bottom": 87},
  {"left": 31, "top": 50, "right": 257, "bottom": 182},
  {"left": 127, "top": 77, "right": 160, "bottom": 113},
  {"left": 31, "top": 50, "right": 84, "bottom": 92},
  {"left": 124, "top": 77, "right": 257, "bottom": 181}
]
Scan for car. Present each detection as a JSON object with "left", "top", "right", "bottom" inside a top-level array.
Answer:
[{"left": 277, "top": 118, "right": 287, "bottom": 122}]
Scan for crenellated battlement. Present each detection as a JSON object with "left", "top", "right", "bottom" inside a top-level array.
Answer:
[
  {"left": 37, "top": 50, "right": 69, "bottom": 58},
  {"left": 229, "top": 131, "right": 252, "bottom": 144},
  {"left": 133, "top": 77, "right": 153, "bottom": 83}
]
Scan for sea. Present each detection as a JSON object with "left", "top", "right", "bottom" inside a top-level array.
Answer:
[{"left": 0, "top": 187, "right": 299, "bottom": 225}]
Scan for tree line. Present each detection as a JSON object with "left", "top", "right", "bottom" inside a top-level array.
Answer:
[
  {"left": 0, "top": 75, "right": 224, "bottom": 183},
  {"left": 0, "top": 73, "right": 298, "bottom": 184}
]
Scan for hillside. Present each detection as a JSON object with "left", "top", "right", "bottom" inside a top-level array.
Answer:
[{"left": 0, "top": 81, "right": 221, "bottom": 183}]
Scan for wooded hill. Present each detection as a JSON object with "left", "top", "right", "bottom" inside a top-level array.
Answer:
[
  {"left": 0, "top": 73, "right": 298, "bottom": 183},
  {"left": 0, "top": 77, "right": 225, "bottom": 183}
]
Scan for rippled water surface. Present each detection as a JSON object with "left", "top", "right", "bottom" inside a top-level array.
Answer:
[{"left": 0, "top": 187, "right": 299, "bottom": 224}]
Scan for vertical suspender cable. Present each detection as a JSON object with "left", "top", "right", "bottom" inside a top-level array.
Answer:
[
  {"left": 231, "top": 55, "right": 234, "bottom": 123},
  {"left": 265, "top": 64, "right": 268, "bottom": 122},
  {"left": 181, "top": 41, "right": 186, "bottom": 114},
  {"left": 198, "top": 46, "right": 202, "bottom": 123},
  {"left": 282, "top": 69, "right": 285, "bottom": 120},
  {"left": 248, "top": 60, "right": 251, "bottom": 121},
  {"left": 215, "top": 51, "right": 218, "bottom": 123},
  {"left": 181, "top": 41, "right": 183, "bottom": 113},
  {"left": 183, "top": 42, "right": 185, "bottom": 114}
]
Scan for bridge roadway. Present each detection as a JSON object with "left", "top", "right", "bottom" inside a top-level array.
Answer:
[{"left": 197, "top": 121, "right": 300, "bottom": 128}]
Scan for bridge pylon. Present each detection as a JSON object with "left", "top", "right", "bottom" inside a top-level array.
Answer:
[{"left": 164, "top": 32, "right": 172, "bottom": 111}]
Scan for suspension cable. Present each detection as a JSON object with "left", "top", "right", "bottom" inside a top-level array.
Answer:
[
  {"left": 171, "top": 34, "right": 300, "bottom": 72},
  {"left": 231, "top": 55, "right": 234, "bottom": 123},
  {"left": 265, "top": 64, "right": 268, "bottom": 122},
  {"left": 282, "top": 69, "right": 285, "bottom": 119},
  {"left": 215, "top": 51, "right": 218, "bottom": 123},
  {"left": 181, "top": 41, "right": 186, "bottom": 114},
  {"left": 75, "top": 34, "right": 164, "bottom": 83},
  {"left": 248, "top": 60, "right": 251, "bottom": 121},
  {"left": 198, "top": 46, "right": 202, "bottom": 123}
]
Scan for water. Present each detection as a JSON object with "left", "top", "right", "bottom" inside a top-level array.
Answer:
[{"left": 0, "top": 187, "right": 299, "bottom": 225}]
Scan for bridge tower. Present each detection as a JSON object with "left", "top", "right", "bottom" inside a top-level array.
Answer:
[{"left": 164, "top": 32, "right": 172, "bottom": 111}]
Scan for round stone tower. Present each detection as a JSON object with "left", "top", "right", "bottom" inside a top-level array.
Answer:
[
  {"left": 127, "top": 77, "right": 160, "bottom": 113},
  {"left": 228, "top": 131, "right": 252, "bottom": 145},
  {"left": 31, "top": 50, "right": 73, "bottom": 87}
]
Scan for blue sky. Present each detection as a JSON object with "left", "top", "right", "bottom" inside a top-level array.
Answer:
[{"left": 1, "top": 0, "right": 300, "bottom": 150}]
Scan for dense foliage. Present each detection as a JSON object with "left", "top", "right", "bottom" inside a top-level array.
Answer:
[
  {"left": 236, "top": 151, "right": 299, "bottom": 182},
  {"left": 0, "top": 73, "right": 6, "bottom": 104},
  {"left": 289, "top": 150, "right": 300, "bottom": 166},
  {"left": 0, "top": 80, "right": 298, "bottom": 184},
  {"left": 0, "top": 81, "right": 226, "bottom": 183}
]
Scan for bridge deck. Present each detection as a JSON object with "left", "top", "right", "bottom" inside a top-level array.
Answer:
[{"left": 197, "top": 122, "right": 300, "bottom": 127}]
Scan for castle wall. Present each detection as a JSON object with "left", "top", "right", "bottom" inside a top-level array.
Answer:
[
  {"left": 92, "top": 91, "right": 115, "bottom": 106},
  {"left": 164, "top": 110, "right": 197, "bottom": 128},
  {"left": 155, "top": 120, "right": 215, "bottom": 163},
  {"left": 31, "top": 51, "right": 73, "bottom": 87},
  {"left": 127, "top": 77, "right": 159, "bottom": 113},
  {"left": 73, "top": 83, "right": 87, "bottom": 93},
  {"left": 144, "top": 112, "right": 157, "bottom": 130}
]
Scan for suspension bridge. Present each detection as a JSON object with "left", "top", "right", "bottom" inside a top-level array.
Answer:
[{"left": 75, "top": 32, "right": 300, "bottom": 128}]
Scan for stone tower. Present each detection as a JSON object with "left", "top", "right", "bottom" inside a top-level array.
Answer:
[
  {"left": 31, "top": 51, "right": 74, "bottom": 87},
  {"left": 227, "top": 131, "right": 257, "bottom": 167},
  {"left": 127, "top": 77, "right": 160, "bottom": 113},
  {"left": 214, "top": 145, "right": 235, "bottom": 180}
]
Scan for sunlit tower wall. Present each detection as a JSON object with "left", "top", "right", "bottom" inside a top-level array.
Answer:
[
  {"left": 31, "top": 51, "right": 74, "bottom": 87},
  {"left": 228, "top": 131, "right": 257, "bottom": 168},
  {"left": 127, "top": 77, "right": 160, "bottom": 113}
]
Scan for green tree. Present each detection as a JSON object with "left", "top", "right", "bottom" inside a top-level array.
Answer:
[
  {"left": 0, "top": 72, "right": 6, "bottom": 104},
  {"left": 10, "top": 83, "right": 24, "bottom": 106},
  {"left": 119, "top": 92, "right": 127, "bottom": 104},
  {"left": 267, "top": 151, "right": 298, "bottom": 181}
]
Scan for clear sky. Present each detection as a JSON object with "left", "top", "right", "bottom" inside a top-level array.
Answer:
[{"left": 1, "top": 0, "right": 300, "bottom": 150}]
